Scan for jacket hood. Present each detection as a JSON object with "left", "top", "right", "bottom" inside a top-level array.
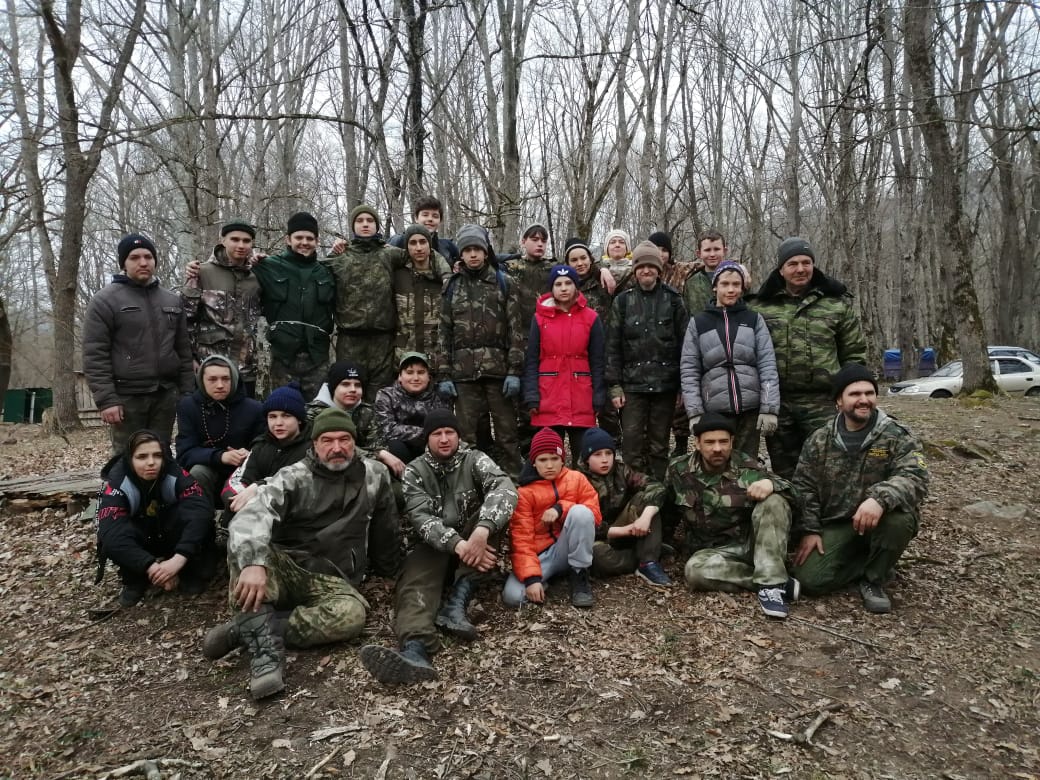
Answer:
[
  {"left": 753, "top": 267, "right": 849, "bottom": 302},
  {"left": 703, "top": 298, "right": 749, "bottom": 316},
  {"left": 101, "top": 434, "right": 179, "bottom": 488},
  {"left": 196, "top": 354, "right": 241, "bottom": 396},
  {"left": 209, "top": 244, "right": 252, "bottom": 269},
  {"left": 518, "top": 462, "right": 571, "bottom": 486}
]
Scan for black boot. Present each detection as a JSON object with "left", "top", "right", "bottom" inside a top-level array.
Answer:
[
  {"left": 359, "top": 640, "right": 437, "bottom": 685},
  {"left": 435, "top": 576, "right": 478, "bottom": 640},
  {"left": 569, "top": 567, "right": 594, "bottom": 608},
  {"left": 236, "top": 604, "right": 286, "bottom": 700}
]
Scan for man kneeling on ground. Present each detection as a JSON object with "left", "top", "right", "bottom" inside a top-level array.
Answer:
[
  {"left": 360, "top": 410, "right": 518, "bottom": 684},
  {"left": 202, "top": 408, "right": 401, "bottom": 700},
  {"left": 665, "top": 412, "right": 799, "bottom": 618},
  {"left": 790, "top": 364, "right": 928, "bottom": 613}
]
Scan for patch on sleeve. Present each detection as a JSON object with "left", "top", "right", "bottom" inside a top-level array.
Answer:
[{"left": 867, "top": 447, "right": 889, "bottom": 459}]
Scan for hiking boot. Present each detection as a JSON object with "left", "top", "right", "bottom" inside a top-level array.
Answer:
[
  {"left": 202, "top": 620, "right": 241, "bottom": 659},
  {"left": 757, "top": 584, "right": 789, "bottom": 618},
  {"left": 359, "top": 640, "right": 438, "bottom": 685},
  {"left": 569, "top": 567, "right": 595, "bottom": 608},
  {"left": 118, "top": 583, "right": 146, "bottom": 608},
  {"left": 435, "top": 576, "right": 478, "bottom": 640},
  {"left": 635, "top": 561, "right": 673, "bottom": 587},
  {"left": 783, "top": 577, "right": 801, "bottom": 603},
  {"left": 858, "top": 580, "right": 892, "bottom": 614},
  {"left": 236, "top": 605, "right": 285, "bottom": 699}
]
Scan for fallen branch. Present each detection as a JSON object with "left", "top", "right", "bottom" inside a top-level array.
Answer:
[
  {"left": 304, "top": 744, "right": 342, "bottom": 778},
  {"left": 789, "top": 616, "right": 883, "bottom": 650},
  {"left": 766, "top": 703, "right": 842, "bottom": 756},
  {"left": 99, "top": 758, "right": 203, "bottom": 779}
]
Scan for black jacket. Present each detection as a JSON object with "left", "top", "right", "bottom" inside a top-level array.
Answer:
[{"left": 175, "top": 382, "right": 265, "bottom": 474}]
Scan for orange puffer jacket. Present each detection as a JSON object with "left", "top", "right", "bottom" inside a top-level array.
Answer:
[{"left": 509, "top": 466, "right": 602, "bottom": 584}]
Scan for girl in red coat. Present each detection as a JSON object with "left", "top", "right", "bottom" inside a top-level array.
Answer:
[{"left": 522, "top": 265, "right": 606, "bottom": 463}]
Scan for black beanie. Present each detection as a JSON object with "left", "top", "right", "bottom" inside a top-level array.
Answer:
[
  {"left": 287, "top": 211, "right": 319, "bottom": 236},
  {"left": 580, "top": 427, "right": 616, "bottom": 461},
  {"left": 831, "top": 364, "right": 878, "bottom": 400},
  {"left": 221, "top": 220, "right": 256, "bottom": 238},
  {"left": 327, "top": 360, "right": 365, "bottom": 390},
  {"left": 117, "top": 233, "right": 158, "bottom": 268},
  {"left": 693, "top": 412, "right": 737, "bottom": 437},
  {"left": 776, "top": 237, "right": 814, "bottom": 268},
  {"left": 648, "top": 231, "right": 673, "bottom": 255},
  {"left": 423, "top": 409, "right": 460, "bottom": 440}
]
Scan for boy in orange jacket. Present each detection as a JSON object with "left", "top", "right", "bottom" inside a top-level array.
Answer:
[{"left": 503, "top": 428, "right": 601, "bottom": 608}]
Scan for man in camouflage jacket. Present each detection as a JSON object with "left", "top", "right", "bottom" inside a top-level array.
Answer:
[
  {"left": 202, "top": 408, "right": 400, "bottom": 699},
  {"left": 360, "top": 410, "right": 518, "bottom": 685},
  {"left": 791, "top": 365, "right": 927, "bottom": 614},
  {"left": 665, "top": 413, "right": 799, "bottom": 618},
  {"left": 182, "top": 220, "right": 263, "bottom": 396},
  {"left": 606, "top": 240, "right": 689, "bottom": 479},
  {"left": 392, "top": 224, "right": 452, "bottom": 361},
  {"left": 750, "top": 236, "right": 867, "bottom": 478}
]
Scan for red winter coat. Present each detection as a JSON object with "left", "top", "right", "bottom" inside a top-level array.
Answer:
[{"left": 522, "top": 292, "right": 606, "bottom": 428}]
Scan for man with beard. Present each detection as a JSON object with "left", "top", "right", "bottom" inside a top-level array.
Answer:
[
  {"left": 791, "top": 365, "right": 928, "bottom": 614},
  {"left": 201, "top": 408, "right": 400, "bottom": 699}
]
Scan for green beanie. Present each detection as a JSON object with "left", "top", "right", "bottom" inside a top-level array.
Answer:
[
  {"left": 350, "top": 204, "right": 381, "bottom": 233},
  {"left": 311, "top": 408, "right": 356, "bottom": 439}
]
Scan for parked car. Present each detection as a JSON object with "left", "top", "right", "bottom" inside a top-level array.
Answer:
[
  {"left": 888, "top": 356, "right": 1040, "bottom": 398},
  {"left": 988, "top": 345, "right": 1040, "bottom": 365}
]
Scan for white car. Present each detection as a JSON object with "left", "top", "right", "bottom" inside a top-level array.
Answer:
[{"left": 888, "top": 356, "right": 1040, "bottom": 398}]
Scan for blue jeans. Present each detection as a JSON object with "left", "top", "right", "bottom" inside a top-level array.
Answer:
[{"left": 502, "top": 505, "right": 596, "bottom": 607}]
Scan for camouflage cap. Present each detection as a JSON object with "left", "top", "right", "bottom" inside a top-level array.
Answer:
[{"left": 398, "top": 351, "right": 430, "bottom": 370}]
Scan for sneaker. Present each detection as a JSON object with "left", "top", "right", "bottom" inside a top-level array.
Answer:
[
  {"left": 636, "top": 561, "right": 673, "bottom": 587},
  {"left": 118, "top": 584, "right": 145, "bottom": 608},
  {"left": 858, "top": 580, "right": 891, "bottom": 613},
  {"left": 757, "top": 585, "right": 789, "bottom": 618},
  {"left": 783, "top": 577, "right": 801, "bottom": 603},
  {"left": 569, "top": 568, "right": 595, "bottom": 608}
]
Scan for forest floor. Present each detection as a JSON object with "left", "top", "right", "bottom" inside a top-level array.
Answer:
[{"left": 0, "top": 395, "right": 1038, "bottom": 779}]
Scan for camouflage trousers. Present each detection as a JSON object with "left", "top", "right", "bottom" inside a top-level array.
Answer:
[
  {"left": 109, "top": 387, "right": 178, "bottom": 454},
  {"left": 592, "top": 504, "right": 664, "bottom": 576},
  {"left": 765, "top": 394, "right": 834, "bottom": 479},
  {"left": 455, "top": 379, "right": 521, "bottom": 479},
  {"left": 790, "top": 510, "right": 917, "bottom": 594},
  {"left": 620, "top": 391, "right": 674, "bottom": 479},
  {"left": 684, "top": 494, "right": 792, "bottom": 591},
  {"left": 394, "top": 541, "right": 491, "bottom": 654},
  {"left": 228, "top": 547, "right": 369, "bottom": 648},
  {"left": 336, "top": 330, "right": 396, "bottom": 402},
  {"left": 270, "top": 354, "right": 328, "bottom": 402}
]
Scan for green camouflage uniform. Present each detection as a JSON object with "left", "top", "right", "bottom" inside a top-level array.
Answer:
[
  {"left": 682, "top": 269, "right": 714, "bottom": 315},
  {"left": 393, "top": 252, "right": 452, "bottom": 361},
  {"left": 752, "top": 268, "right": 867, "bottom": 478},
  {"left": 181, "top": 245, "right": 262, "bottom": 389},
  {"left": 251, "top": 248, "right": 335, "bottom": 399},
  {"left": 665, "top": 450, "right": 796, "bottom": 591},
  {"left": 439, "top": 263, "right": 524, "bottom": 477},
  {"left": 227, "top": 451, "right": 401, "bottom": 647},
  {"left": 790, "top": 409, "right": 927, "bottom": 593},
  {"left": 325, "top": 237, "right": 409, "bottom": 400},
  {"left": 394, "top": 445, "right": 518, "bottom": 653},
  {"left": 582, "top": 462, "right": 668, "bottom": 576}
]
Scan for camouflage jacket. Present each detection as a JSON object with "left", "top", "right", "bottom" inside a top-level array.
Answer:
[
  {"left": 577, "top": 263, "right": 614, "bottom": 321},
  {"left": 683, "top": 269, "right": 714, "bottom": 315},
  {"left": 605, "top": 258, "right": 636, "bottom": 294},
  {"left": 503, "top": 255, "right": 555, "bottom": 336},
  {"left": 324, "top": 236, "right": 407, "bottom": 332},
  {"left": 793, "top": 409, "right": 928, "bottom": 535},
  {"left": 580, "top": 461, "right": 667, "bottom": 537},
  {"left": 181, "top": 246, "right": 263, "bottom": 381},
  {"left": 305, "top": 391, "right": 383, "bottom": 454},
  {"left": 374, "top": 381, "right": 451, "bottom": 447},
  {"left": 606, "top": 281, "right": 689, "bottom": 395},
  {"left": 251, "top": 248, "right": 335, "bottom": 368},
  {"left": 750, "top": 268, "right": 867, "bottom": 397},
  {"left": 402, "top": 445, "right": 518, "bottom": 553},
  {"left": 229, "top": 450, "right": 401, "bottom": 583},
  {"left": 438, "top": 263, "right": 524, "bottom": 381},
  {"left": 665, "top": 451, "right": 797, "bottom": 549},
  {"left": 661, "top": 260, "right": 700, "bottom": 296},
  {"left": 393, "top": 252, "right": 452, "bottom": 359}
]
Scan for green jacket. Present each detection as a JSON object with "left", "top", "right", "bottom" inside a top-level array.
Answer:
[
  {"left": 251, "top": 248, "right": 335, "bottom": 368},
  {"left": 504, "top": 255, "right": 554, "bottom": 335},
  {"left": 580, "top": 461, "right": 667, "bottom": 537},
  {"left": 393, "top": 252, "right": 452, "bottom": 358},
  {"left": 606, "top": 281, "right": 689, "bottom": 395},
  {"left": 665, "top": 450, "right": 797, "bottom": 549},
  {"left": 792, "top": 409, "right": 928, "bottom": 535},
  {"left": 751, "top": 268, "right": 867, "bottom": 397},
  {"left": 402, "top": 445, "right": 518, "bottom": 553},
  {"left": 682, "top": 269, "right": 714, "bottom": 315},
  {"left": 324, "top": 236, "right": 407, "bottom": 332}
]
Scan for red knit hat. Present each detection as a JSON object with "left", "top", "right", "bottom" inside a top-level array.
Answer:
[{"left": 529, "top": 428, "right": 564, "bottom": 460}]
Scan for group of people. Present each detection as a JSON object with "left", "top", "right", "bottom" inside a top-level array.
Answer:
[{"left": 82, "top": 199, "right": 929, "bottom": 700}]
